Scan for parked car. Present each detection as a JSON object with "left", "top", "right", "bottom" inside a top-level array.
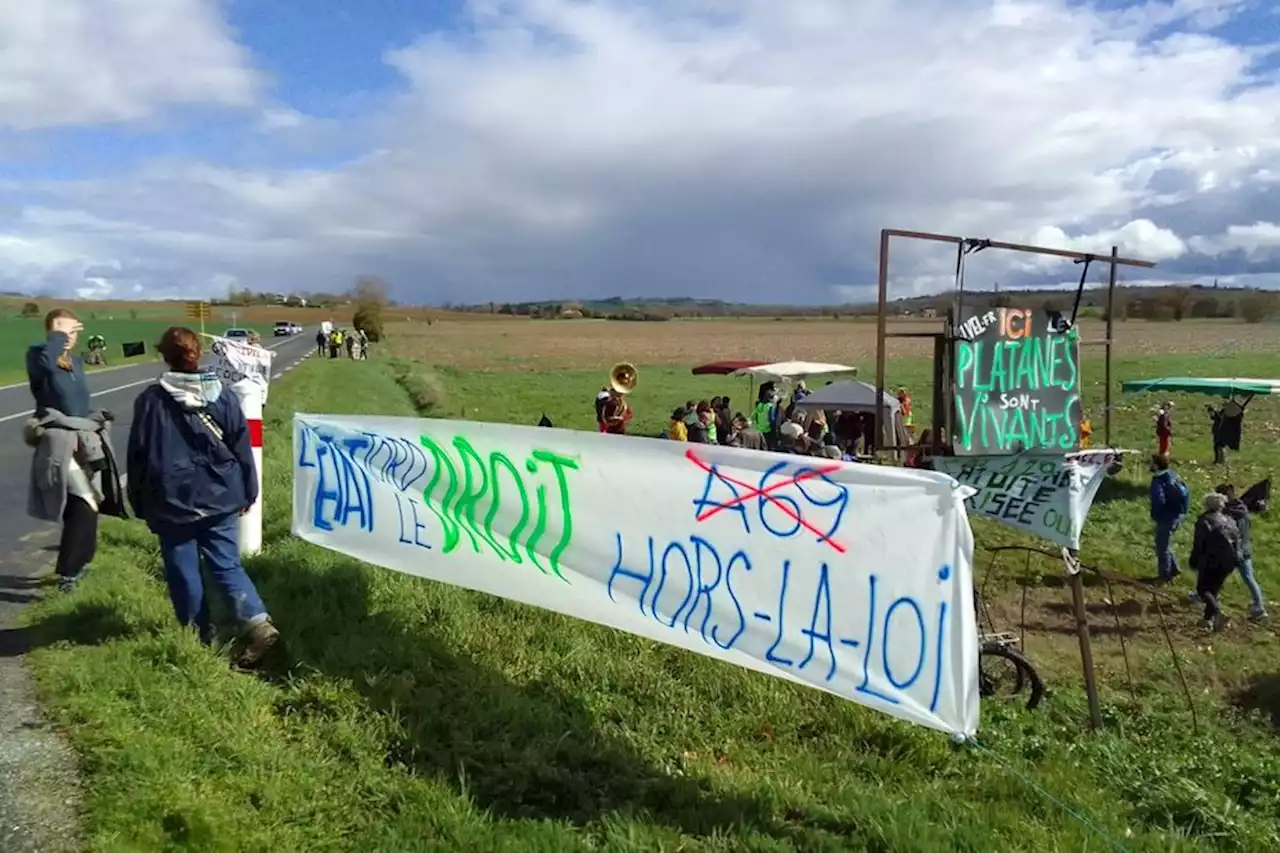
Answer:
[{"left": 273, "top": 322, "right": 292, "bottom": 337}]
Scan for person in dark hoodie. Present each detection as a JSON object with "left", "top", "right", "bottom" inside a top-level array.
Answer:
[
  {"left": 1189, "top": 492, "right": 1240, "bottom": 632},
  {"left": 25, "top": 308, "right": 120, "bottom": 592},
  {"left": 1217, "top": 484, "right": 1267, "bottom": 620},
  {"left": 127, "top": 327, "right": 279, "bottom": 666}
]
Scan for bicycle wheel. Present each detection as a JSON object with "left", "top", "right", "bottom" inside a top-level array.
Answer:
[{"left": 979, "top": 646, "right": 1046, "bottom": 711}]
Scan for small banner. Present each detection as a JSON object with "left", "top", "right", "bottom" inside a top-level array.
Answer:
[
  {"left": 206, "top": 335, "right": 273, "bottom": 401},
  {"left": 293, "top": 414, "right": 980, "bottom": 737},
  {"left": 933, "top": 450, "right": 1123, "bottom": 549},
  {"left": 121, "top": 341, "right": 145, "bottom": 358},
  {"left": 952, "top": 307, "right": 1081, "bottom": 455}
]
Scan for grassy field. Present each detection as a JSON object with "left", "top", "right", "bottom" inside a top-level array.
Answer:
[{"left": 21, "top": 316, "right": 1280, "bottom": 851}]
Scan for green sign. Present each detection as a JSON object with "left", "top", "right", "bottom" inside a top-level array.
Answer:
[{"left": 952, "top": 307, "right": 1081, "bottom": 455}]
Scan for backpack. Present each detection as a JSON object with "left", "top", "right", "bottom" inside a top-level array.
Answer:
[{"left": 1166, "top": 475, "right": 1190, "bottom": 517}]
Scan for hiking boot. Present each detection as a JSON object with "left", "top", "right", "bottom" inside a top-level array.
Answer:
[
  {"left": 1249, "top": 609, "right": 1268, "bottom": 622},
  {"left": 1211, "top": 613, "right": 1228, "bottom": 633},
  {"left": 236, "top": 621, "right": 280, "bottom": 668}
]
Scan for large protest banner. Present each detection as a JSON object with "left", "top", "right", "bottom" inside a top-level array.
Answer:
[
  {"left": 934, "top": 450, "right": 1119, "bottom": 549},
  {"left": 952, "top": 307, "right": 1081, "bottom": 455},
  {"left": 293, "top": 414, "right": 980, "bottom": 737}
]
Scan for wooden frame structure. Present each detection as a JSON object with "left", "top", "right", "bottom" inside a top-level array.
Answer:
[
  {"left": 872, "top": 228, "right": 1156, "bottom": 455},
  {"left": 870, "top": 228, "right": 1157, "bottom": 731}
]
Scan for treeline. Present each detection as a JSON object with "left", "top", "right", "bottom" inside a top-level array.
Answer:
[
  {"left": 1032, "top": 288, "right": 1277, "bottom": 324},
  {"left": 451, "top": 298, "right": 840, "bottom": 320}
]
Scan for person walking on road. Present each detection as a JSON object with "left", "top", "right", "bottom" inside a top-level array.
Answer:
[
  {"left": 315, "top": 329, "right": 326, "bottom": 356},
  {"left": 126, "top": 326, "right": 279, "bottom": 667},
  {"left": 24, "top": 309, "right": 126, "bottom": 592}
]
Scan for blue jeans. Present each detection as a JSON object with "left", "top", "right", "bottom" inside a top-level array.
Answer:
[
  {"left": 1154, "top": 519, "right": 1179, "bottom": 579},
  {"left": 1239, "top": 558, "right": 1266, "bottom": 614},
  {"left": 157, "top": 512, "right": 269, "bottom": 643}
]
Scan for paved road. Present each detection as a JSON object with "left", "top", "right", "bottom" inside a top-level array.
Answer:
[{"left": 0, "top": 331, "right": 318, "bottom": 586}]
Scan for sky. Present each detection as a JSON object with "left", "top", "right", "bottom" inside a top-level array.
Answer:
[{"left": 2, "top": 0, "right": 1280, "bottom": 305}]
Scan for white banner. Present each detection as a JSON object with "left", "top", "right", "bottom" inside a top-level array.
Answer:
[
  {"left": 292, "top": 414, "right": 980, "bottom": 736},
  {"left": 933, "top": 450, "right": 1121, "bottom": 549},
  {"left": 207, "top": 335, "right": 274, "bottom": 402}
]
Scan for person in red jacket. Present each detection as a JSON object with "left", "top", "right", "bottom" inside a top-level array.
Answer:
[{"left": 1155, "top": 401, "right": 1173, "bottom": 456}]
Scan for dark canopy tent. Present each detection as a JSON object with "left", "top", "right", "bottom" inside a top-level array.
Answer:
[
  {"left": 792, "top": 380, "right": 911, "bottom": 454},
  {"left": 792, "top": 379, "right": 900, "bottom": 414}
]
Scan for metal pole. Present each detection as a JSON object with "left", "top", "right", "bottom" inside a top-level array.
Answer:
[
  {"left": 1104, "top": 246, "right": 1117, "bottom": 447},
  {"left": 873, "top": 229, "right": 890, "bottom": 456}
]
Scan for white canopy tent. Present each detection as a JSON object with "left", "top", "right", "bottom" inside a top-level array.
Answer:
[{"left": 730, "top": 361, "right": 858, "bottom": 382}]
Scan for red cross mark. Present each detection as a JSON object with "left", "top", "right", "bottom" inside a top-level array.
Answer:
[{"left": 685, "top": 449, "right": 848, "bottom": 554}]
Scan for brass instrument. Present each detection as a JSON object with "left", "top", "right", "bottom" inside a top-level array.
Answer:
[
  {"left": 609, "top": 362, "right": 637, "bottom": 395},
  {"left": 604, "top": 362, "right": 636, "bottom": 430}
]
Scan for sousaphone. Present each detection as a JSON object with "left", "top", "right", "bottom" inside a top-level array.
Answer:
[{"left": 609, "top": 362, "right": 638, "bottom": 395}]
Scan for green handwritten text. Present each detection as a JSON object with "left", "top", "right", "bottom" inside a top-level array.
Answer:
[{"left": 419, "top": 434, "right": 580, "bottom": 581}]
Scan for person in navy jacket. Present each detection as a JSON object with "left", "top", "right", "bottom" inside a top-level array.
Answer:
[{"left": 127, "top": 326, "right": 279, "bottom": 667}]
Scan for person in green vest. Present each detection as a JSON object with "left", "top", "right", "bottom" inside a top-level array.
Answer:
[
  {"left": 897, "top": 387, "right": 914, "bottom": 437},
  {"left": 751, "top": 383, "right": 778, "bottom": 447},
  {"left": 700, "top": 400, "right": 717, "bottom": 444}
]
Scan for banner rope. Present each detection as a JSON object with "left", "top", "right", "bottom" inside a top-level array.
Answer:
[{"left": 966, "top": 738, "right": 1132, "bottom": 852}]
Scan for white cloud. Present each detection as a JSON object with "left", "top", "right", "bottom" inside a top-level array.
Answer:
[
  {"left": 1188, "top": 221, "right": 1280, "bottom": 258},
  {"left": 0, "top": 0, "right": 260, "bottom": 129},
  {"left": 3, "top": 0, "right": 1280, "bottom": 303},
  {"left": 258, "top": 107, "right": 308, "bottom": 132}
]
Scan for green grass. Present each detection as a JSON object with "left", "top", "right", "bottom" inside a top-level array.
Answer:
[
  {"left": 22, "top": 352, "right": 1280, "bottom": 851},
  {"left": 0, "top": 317, "right": 273, "bottom": 385}
]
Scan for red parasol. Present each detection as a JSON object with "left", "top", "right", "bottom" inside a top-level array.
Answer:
[{"left": 691, "top": 360, "right": 767, "bottom": 376}]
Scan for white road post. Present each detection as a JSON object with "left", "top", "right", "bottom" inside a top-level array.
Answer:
[{"left": 233, "top": 377, "right": 266, "bottom": 556}]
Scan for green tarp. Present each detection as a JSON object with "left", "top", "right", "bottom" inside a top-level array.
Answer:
[{"left": 1120, "top": 377, "right": 1280, "bottom": 397}]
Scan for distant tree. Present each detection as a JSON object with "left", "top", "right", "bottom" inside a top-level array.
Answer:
[
  {"left": 350, "top": 275, "right": 390, "bottom": 341},
  {"left": 1240, "top": 291, "right": 1276, "bottom": 324},
  {"left": 1189, "top": 297, "right": 1221, "bottom": 319},
  {"left": 20, "top": 301, "right": 39, "bottom": 318},
  {"left": 350, "top": 275, "right": 391, "bottom": 307},
  {"left": 1162, "top": 287, "right": 1194, "bottom": 321},
  {"left": 353, "top": 306, "right": 384, "bottom": 341},
  {"left": 1104, "top": 293, "right": 1128, "bottom": 321},
  {"left": 990, "top": 293, "right": 1012, "bottom": 308}
]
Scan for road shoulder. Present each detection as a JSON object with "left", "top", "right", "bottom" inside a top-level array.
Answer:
[{"left": 0, "top": 560, "right": 83, "bottom": 853}]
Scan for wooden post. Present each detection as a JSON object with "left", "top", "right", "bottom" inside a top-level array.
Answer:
[
  {"left": 873, "top": 229, "right": 890, "bottom": 456},
  {"left": 1066, "top": 548, "right": 1104, "bottom": 730}
]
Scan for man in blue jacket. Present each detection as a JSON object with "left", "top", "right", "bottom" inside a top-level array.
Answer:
[{"left": 1150, "top": 453, "right": 1190, "bottom": 582}]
